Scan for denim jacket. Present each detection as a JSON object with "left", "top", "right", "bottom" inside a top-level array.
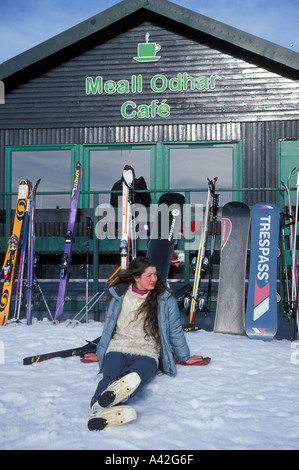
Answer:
[{"left": 96, "top": 283, "right": 190, "bottom": 376}]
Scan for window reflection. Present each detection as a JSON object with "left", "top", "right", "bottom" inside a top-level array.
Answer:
[
  {"left": 169, "top": 147, "right": 233, "bottom": 205},
  {"left": 90, "top": 149, "right": 151, "bottom": 206},
  {"left": 11, "top": 150, "right": 71, "bottom": 208}
]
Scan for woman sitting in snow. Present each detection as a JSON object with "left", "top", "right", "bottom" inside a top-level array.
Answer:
[{"left": 85, "top": 256, "right": 208, "bottom": 431}]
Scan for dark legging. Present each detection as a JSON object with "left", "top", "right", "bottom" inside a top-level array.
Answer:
[{"left": 90, "top": 351, "right": 158, "bottom": 407}]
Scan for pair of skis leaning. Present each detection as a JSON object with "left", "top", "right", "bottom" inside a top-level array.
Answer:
[
  {"left": 184, "top": 177, "right": 219, "bottom": 326},
  {"left": 281, "top": 167, "right": 299, "bottom": 340},
  {"left": 120, "top": 165, "right": 136, "bottom": 271},
  {"left": 25, "top": 180, "right": 52, "bottom": 324},
  {"left": 0, "top": 179, "right": 54, "bottom": 325},
  {"left": 0, "top": 180, "right": 30, "bottom": 325},
  {"left": 26, "top": 179, "right": 42, "bottom": 324},
  {"left": 54, "top": 162, "right": 83, "bottom": 322}
]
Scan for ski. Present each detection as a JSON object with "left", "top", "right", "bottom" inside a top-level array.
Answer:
[
  {"left": 214, "top": 201, "right": 250, "bottom": 335},
  {"left": 120, "top": 165, "right": 135, "bottom": 271},
  {"left": 26, "top": 179, "right": 41, "bottom": 325},
  {"left": 188, "top": 177, "right": 218, "bottom": 324},
  {"left": 287, "top": 168, "right": 298, "bottom": 324},
  {"left": 54, "top": 162, "right": 83, "bottom": 321},
  {"left": 12, "top": 180, "right": 32, "bottom": 322},
  {"left": 282, "top": 167, "right": 299, "bottom": 340},
  {"left": 293, "top": 169, "right": 299, "bottom": 339},
  {"left": 23, "top": 337, "right": 101, "bottom": 365},
  {"left": 281, "top": 175, "right": 297, "bottom": 339},
  {"left": 206, "top": 186, "right": 220, "bottom": 313},
  {"left": 0, "top": 180, "right": 30, "bottom": 326},
  {"left": 245, "top": 203, "right": 281, "bottom": 340},
  {"left": 147, "top": 192, "right": 185, "bottom": 284}
]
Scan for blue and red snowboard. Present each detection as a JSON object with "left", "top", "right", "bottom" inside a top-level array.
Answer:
[{"left": 245, "top": 203, "right": 281, "bottom": 340}]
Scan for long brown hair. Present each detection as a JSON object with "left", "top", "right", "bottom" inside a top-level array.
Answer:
[{"left": 113, "top": 257, "right": 168, "bottom": 345}]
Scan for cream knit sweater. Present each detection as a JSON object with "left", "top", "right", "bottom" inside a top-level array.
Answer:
[{"left": 106, "top": 285, "right": 160, "bottom": 364}]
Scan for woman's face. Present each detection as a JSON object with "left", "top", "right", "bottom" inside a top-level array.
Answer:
[{"left": 134, "top": 266, "right": 158, "bottom": 291}]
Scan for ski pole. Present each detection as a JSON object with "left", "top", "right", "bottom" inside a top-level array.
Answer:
[
  {"left": 69, "top": 266, "right": 120, "bottom": 324},
  {"left": 85, "top": 217, "right": 92, "bottom": 323},
  {"left": 293, "top": 167, "right": 299, "bottom": 338},
  {"left": 206, "top": 190, "right": 219, "bottom": 313}
]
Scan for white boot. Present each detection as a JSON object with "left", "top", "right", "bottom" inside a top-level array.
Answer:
[
  {"left": 98, "top": 372, "right": 141, "bottom": 408},
  {"left": 87, "top": 404, "right": 137, "bottom": 431}
]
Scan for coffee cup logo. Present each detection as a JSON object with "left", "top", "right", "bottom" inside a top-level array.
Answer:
[{"left": 134, "top": 32, "right": 161, "bottom": 62}]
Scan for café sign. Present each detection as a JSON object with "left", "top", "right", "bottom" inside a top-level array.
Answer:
[{"left": 85, "top": 33, "right": 220, "bottom": 120}]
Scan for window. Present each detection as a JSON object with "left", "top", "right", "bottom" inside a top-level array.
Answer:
[
  {"left": 89, "top": 148, "right": 151, "bottom": 206},
  {"left": 11, "top": 149, "right": 72, "bottom": 209},
  {"left": 169, "top": 147, "right": 233, "bottom": 205}
]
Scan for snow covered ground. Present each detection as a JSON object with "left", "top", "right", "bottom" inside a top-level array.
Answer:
[{"left": 0, "top": 318, "right": 299, "bottom": 450}]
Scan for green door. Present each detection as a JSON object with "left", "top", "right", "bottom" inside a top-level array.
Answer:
[
  {"left": 279, "top": 140, "right": 299, "bottom": 206},
  {"left": 278, "top": 140, "right": 299, "bottom": 263}
]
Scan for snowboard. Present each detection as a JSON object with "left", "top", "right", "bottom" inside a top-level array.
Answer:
[
  {"left": 0, "top": 180, "right": 30, "bottom": 326},
  {"left": 147, "top": 193, "right": 185, "bottom": 284},
  {"left": 54, "top": 162, "right": 83, "bottom": 320},
  {"left": 214, "top": 201, "right": 250, "bottom": 335},
  {"left": 23, "top": 336, "right": 101, "bottom": 365},
  {"left": 245, "top": 203, "right": 281, "bottom": 340}
]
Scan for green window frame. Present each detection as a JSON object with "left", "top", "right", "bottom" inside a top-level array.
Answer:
[
  {"left": 278, "top": 139, "right": 299, "bottom": 265},
  {"left": 278, "top": 140, "right": 299, "bottom": 206},
  {"left": 5, "top": 140, "right": 243, "bottom": 209},
  {"left": 4, "top": 144, "right": 83, "bottom": 240},
  {"left": 83, "top": 143, "right": 156, "bottom": 204},
  {"left": 5, "top": 144, "right": 83, "bottom": 205}
]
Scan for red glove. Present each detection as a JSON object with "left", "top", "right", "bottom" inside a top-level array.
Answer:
[{"left": 176, "top": 355, "right": 211, "bottom": 366}]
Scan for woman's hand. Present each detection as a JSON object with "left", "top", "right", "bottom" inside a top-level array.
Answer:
[
  {"left": 81, "top": 353, "right": 99, "bottom": 363},
  {"left": 185, "top": 355, "right": 203, "bottom": 365},
  {"left": 176, "top": 355, "right": 211, "bottom": 366}
]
